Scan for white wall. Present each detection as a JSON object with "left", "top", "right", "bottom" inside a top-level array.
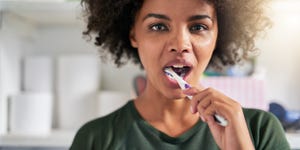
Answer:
[
  {"left": 0, "top": 13, "right": 34, "bottom": 134},
  {"left": 256, "top": 0, "right": 300, "bottom": 110},
  {"left": 26, "top": 24, "right": 95, "bottom": 55},
  {"left": 100, "top": 61, "right": 144, "bottom": 93}
]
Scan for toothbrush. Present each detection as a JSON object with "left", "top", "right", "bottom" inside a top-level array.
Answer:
[{"left": 164, "top": 68, "right": 228, "bottom": 127}]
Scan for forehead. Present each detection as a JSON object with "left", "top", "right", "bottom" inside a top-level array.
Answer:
[{"left": 138, "top": 0, "right": 216, "bottom": 19}]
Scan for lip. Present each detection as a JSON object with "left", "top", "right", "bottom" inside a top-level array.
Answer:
[{"left": 163, "top": 59, "right": 193, "bottom": 83}]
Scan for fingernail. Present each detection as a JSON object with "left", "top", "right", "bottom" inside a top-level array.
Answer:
[
  {"left": 201, "top": 116, "right": 206, "bottom": 122},
  {"left": 190, "top": 106, "right": 194, "bottom": 113},
  {"left": 182, "top": 89, "right": 189, "bottom": 94}
]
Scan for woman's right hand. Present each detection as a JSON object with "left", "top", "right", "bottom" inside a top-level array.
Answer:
[{"left": 184, "top": 87, "right": 255, "bottom": 150}]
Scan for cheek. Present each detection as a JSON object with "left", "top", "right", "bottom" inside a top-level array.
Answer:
[
  {"left": 138, "top": 52, "right": 149, "bottom": 70},
  {"left": 194, "top": 37, "right": 216, "bottom": 61},
  {"left": 137, "top": 46, "right": 158, "bottom": 74},
  {"left": 137, "top": 39, "right": 164, "bottom": 67}
]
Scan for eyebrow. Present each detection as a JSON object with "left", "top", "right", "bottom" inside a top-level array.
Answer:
[
  {"left": 143, "top": 13, "right": 213, "bottom": 22},
  {"left": 143, "top": 13, "right": 171, "bottom": 21},
  {"left": 188, "top": 15, "right": 213, "bottom": 22}
]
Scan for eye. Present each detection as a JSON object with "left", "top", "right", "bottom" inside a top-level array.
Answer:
[
  {"left": 189, "top": 24, "right": 208, "bottom": 32},
  {"left": 149, "top": 23, "right": 169, "bottom": 32}
]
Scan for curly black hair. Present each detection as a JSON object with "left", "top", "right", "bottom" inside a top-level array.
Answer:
[{"left": 81, "top": 0, "right": 271, "bottom": 68}]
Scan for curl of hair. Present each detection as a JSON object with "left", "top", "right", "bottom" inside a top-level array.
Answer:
[{"left": 81, "top": 0, "right": 271, "bottom": 68}]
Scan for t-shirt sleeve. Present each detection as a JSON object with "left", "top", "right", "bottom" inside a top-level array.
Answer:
[
  {"left": 246, "top": 109, "right": 290, "bottom": 150},
  {"left": 69, "top": 125, "right": 95, "bottom": 150},
  {"left": 68, "top": 104, "right": 131, "bottom": 150}
]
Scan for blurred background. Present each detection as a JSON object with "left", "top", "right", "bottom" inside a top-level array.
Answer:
[{"left": 0, "top": 0, "right": 299, "bottom": 149}]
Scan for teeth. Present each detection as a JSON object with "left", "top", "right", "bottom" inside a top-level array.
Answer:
[
  {"left": 180, "top": 73, "right": 186, "bottom": 77},
  {"left": 172, "top": 64, "right": 185, "bottom": 68},
  {"left": 165, "top": 64, "right": 191, "bottom": 78}
]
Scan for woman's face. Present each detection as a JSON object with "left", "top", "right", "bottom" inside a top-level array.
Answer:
[{"left": 130, "top": 0, "right": 218, "bottom": 99}]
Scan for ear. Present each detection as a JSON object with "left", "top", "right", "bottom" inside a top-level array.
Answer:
[{"left": 129, "top": 28, "right": 138, "bottom": 48}]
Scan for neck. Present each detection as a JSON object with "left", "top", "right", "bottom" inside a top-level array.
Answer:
[
  {"left": 134, "top": 84, "right": 199, "bottom": 137},
  {"left": 136, "top": 84, "right": 189, "bottom": 117}
]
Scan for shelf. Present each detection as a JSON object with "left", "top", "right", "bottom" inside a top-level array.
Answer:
[
  {"left": 0, "top": 130, "right": 76, "bottom": 148},
  {"left": 0, "top": 1, "right": 82, "bottom": 25}
]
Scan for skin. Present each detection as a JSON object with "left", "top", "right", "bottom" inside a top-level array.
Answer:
[{"left": 130, "top": 0, "right": 254, "bottom": 149}]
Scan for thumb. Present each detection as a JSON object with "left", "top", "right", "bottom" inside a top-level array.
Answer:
[
  {"left": 182, "top": 87, "right": 199, "bottom": 96},
  {"left": 183, "top": 84, "right": 206, "bottom": 95}
]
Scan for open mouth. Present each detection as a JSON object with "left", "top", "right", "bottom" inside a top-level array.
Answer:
[{"left": 165, "top": 65, "right": 192, "bottom": 78}]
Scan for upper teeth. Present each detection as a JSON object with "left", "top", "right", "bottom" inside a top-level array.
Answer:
[{"left": 172, "top": 64, "right": 185, "bottom": 68}]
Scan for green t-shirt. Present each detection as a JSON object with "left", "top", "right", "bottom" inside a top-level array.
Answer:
[{"left": 70, "top": 100, "right": 290, "bottom": 150}]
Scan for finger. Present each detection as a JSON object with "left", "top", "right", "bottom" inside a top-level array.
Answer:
[
  {"left": 191, "top": 88, "right": 215, "bottom": 114},
  {"left": 183, "top": 87, "right": 200, "bottom": 96},
  {"left": 213, "top": 99, "right": 242, "bottom": 124},
  {"left": 190, "top": 90, "right": 210, "bottom": 114},
  {"left": 183, "top": 87, "right": 202, "bottom": 114},
  {"left": 206, "top": 115, "right": 223, "bottom": 133},
  {"left": 207, "top": 99, "right": 239, "bottom": 127},
  {"left": 202, "top": 104, "right": 216, "bottom": 119},
  {"left": 206, "top": 115, "right": 218, "bottom": 126},
  {"left": 186, "top": 88, "right": 214, "bottom": 114},
  {"left": 190, "top": 99, "right": 199, "bottom": 114},
  {"left": 197, "top": 88, "right": 230, "bottom": 116},
  {"left": 196, "top": 95, "right": 212, "bottom": 115}
]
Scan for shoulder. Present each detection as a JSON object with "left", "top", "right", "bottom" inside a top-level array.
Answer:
[
  {"left": 70, "top": 101, "right": 135, "bottom": 150},
  {"left": 243, "top": 108, "right": 277, "bottom": 123},
  {"left": 242, "top": 108, "right": 290, "bottom": 150},
  {"left": 80, "top": 100, "right": 133, "bottom": 131},
  {"left": 242, "top": 108, "right": 285, "bottom": 131},
  {"left": 242, "top": 108, "right": 282, "bottom": 135}
]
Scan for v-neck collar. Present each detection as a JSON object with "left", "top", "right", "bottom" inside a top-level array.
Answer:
[{"left": 128, "top": 100, "right": 205, "bottom": 144}]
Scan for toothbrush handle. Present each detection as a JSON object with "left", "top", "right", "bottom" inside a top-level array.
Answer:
[{"left": 214, "top": 114, "right": 228, "bottom": 127}]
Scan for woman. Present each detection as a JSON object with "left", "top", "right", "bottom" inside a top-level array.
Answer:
[{"left": 70, "top": 0, "right": 290, "bottom": 149}]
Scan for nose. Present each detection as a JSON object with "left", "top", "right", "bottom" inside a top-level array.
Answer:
[{"left": 168, "top": 29, "right": 192, "bottom": 53}]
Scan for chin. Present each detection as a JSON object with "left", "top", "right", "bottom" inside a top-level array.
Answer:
[{"left": 166, "top": 94, "right": 186, "bottom": 100}]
